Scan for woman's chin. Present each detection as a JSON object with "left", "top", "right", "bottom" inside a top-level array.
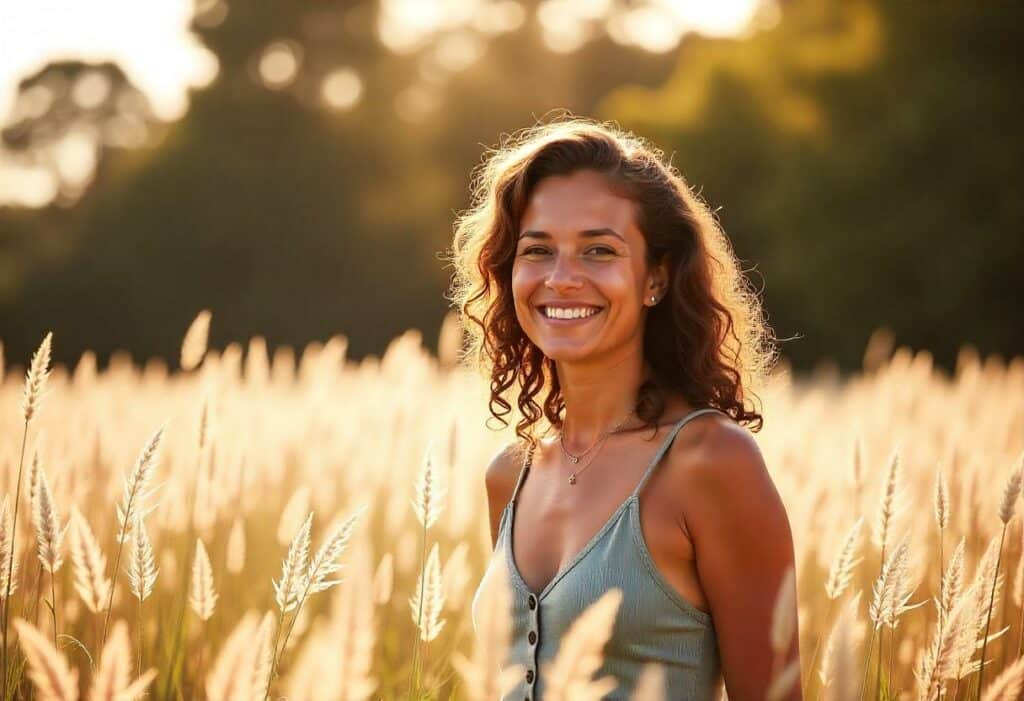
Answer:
[{"left": 534, "top": 340, "right": 598, "bottom": 362}]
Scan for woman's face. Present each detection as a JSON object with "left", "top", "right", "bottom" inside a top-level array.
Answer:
[{"left": 512, "top": 169, "right": 665, "bottom": 364}]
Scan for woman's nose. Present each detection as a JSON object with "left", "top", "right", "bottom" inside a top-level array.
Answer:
[{"left": 544, "top": 254, "right": 583, "bottom": 291}]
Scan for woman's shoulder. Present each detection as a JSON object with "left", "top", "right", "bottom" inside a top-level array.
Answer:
[
  {"left": 664, "top": 409, "right": 766, "bottom": 490},
  {"left": 484, "top": 440, "right": 531, "bottom": 505}
]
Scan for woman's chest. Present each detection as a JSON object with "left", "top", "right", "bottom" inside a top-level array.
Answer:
[{"left": 512, "top": 469, "right": 708, "bottom": 615}]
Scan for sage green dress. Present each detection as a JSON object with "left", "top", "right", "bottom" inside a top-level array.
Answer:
[{"left": 471, "top": 408, "right": 727, "bottom": 700}]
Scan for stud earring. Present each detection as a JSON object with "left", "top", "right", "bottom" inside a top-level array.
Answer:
[{"left": 649, "top": 295, "right": 657, "bottom": 304}]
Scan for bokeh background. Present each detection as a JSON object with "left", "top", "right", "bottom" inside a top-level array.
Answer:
[{"left": 1, "top": 0, "right": 1020, "bottom": 374}]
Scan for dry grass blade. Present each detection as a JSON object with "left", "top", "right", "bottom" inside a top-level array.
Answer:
[
  {"left": 69, "top": 506, "right": 111, "bottom": 613},
  {"left": 22, "top": 331, "right": 53, "bottom": 422},
  {"left": 873, "top": 447, "right": 905, "bottom": 553},
  {"left": 373, "top": 552, "right": 394, "bottom": 606},
  {"left": 33, "top": 464, "right": 65, "bottom": 574},
  {"left": 454, "top": 557, "right": 521, "bottom": 701},
  {"left": 87, "top": 619, "right": 156, "bottom": 701},
  {"left": 13, "top": 617, "right": 79, "bottom": 701},
  {"left": 869, "top": 532, "right": 920, "bottom": 629},
  {"left": 126, "top": 515, "right": 157, "bottom": 602},
  {"left": 938, "top": 538, "right": 966, "bottom": 624},
  {"left": 276, "top": 487, "right": 310, "bottom": 546},
  {"left": 771, "top": 565, "right": 797, "bottom": 655},
  {"left": 189, "top": 537, "right": 217, "bottom": 621},
  {"left": 916, "top": 592, "right": 973, "bottom": 699},
  {"left": 1015, "top": 528, "right": 1024, "bottom": 607},
  {"left": 934, "top": 465, "right": 949, "bottom": 531},
  {"left": 28, "top": 448, "right": 41, "bottom": 514},
  {"left": 827, "top": 517, "right": 864, "bottom": 600},
  {"left": 627, "top": 663, "right": 667, "bottom": 701},
  {"left": 317, "top": 544, "right": 378, "bottom": 700},
  {"left": 980, "top": 653, "right": 1024, "bottom": 701},
  {"left": 542, "top": 588, "right": 623, "bottom": 701},
  {"left": 181, "top": 309, "right": 212, "bottom": 371},
  {"left": 998, "top": 455, "right": 1024, "bottom": 524},
  {"left": 205, "top": 610, "right": 261, "bottom": 701},
  {"left": 820, "top": 591, "right": 861, "bottom": 689},
  {"left": 226, "top": 515, "right": 246, "bottom": 575},
  {"left": 947, "top": 542, "right": 1003, "bottom": 681},
  {"left": 821, "top": 602, "right": 857, "bottom": 701},
  {"left": 273, "top": 512, "right": 312, "bottom": 614},
  {"left": 305, "top": 507, "right": 364, "bottom": 596},
  {"left": 251, "top": 612, "right": 276, "bottom": 699},
  {"left": 968, "top": 536, "right": 1003, "bottom": 637},
  {"left": 408, "top": 541, "right": 445, "bottom": 642},
  {"left": 411, "top": 442, "right": 447, "bottom": 530},
  {"left": 881, "top": 535, "right": 924, "bottom": 627},
  {"left": 0, "top": 495, "right": 19, "bottom": 598},
  {"left": 767, "top": 659, "right": 801, "bottom": 701},
  {"left": 116, "top": 425, "right": 166, "bottom": 543}
]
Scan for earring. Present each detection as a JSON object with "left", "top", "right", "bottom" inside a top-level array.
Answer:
[{"left": 649, "top": 295, "right": 657, "bottom": 304}]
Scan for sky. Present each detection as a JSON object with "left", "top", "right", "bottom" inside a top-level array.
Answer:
[{"left": 0, "top": 0, "right": 217, "bottom": 122}]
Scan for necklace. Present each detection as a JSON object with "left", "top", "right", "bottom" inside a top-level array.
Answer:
[{"left": 559, "top": 408, "right": 635, "bottom": 485}]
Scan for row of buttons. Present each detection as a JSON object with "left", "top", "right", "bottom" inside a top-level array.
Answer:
[{"left": 525, "top": 593, "right": 539, "bottom": 700}]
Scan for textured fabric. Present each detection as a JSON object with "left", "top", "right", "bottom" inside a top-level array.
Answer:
[{"left": 471, "top": 408, "right": 726, "bottom": 700}]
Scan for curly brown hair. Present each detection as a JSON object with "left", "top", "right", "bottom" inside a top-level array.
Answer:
[{"left": 445, "top": 115, "right": 778, "bottom": 448}]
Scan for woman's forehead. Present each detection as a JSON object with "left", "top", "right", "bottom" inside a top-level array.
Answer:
[{"left": 521, "top": 171, "right": 639, "bottom": 237}]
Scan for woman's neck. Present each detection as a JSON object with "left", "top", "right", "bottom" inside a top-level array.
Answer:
[{"left": 555, "top": 347, "right": 647, "bottom": 450}]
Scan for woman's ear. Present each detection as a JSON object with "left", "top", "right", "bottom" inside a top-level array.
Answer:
[{"left": 648, "top": 258, "right": 670, "bottom": 297}]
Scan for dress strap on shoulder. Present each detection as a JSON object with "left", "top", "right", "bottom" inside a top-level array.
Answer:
[
  {"left": 631, "top": 407, "right": 726, "bottom": 498},
  {"left": 509, "top": 441, "right": 535, "bottom": 507}
]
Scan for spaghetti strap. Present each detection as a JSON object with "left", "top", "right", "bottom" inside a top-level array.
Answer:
[
  {"left": 631, "top": 407, "right": 726, "bottom": 498},
  {"left": 509, "top": 442, "right": 535, "bottom": 507}
]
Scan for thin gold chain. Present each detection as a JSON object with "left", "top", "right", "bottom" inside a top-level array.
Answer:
[{"left": 561, "top": 409, "right": 635, "bottom": 485}]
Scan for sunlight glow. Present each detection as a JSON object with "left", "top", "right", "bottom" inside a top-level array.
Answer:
[
  {"left": 0, "top": 0, "right": 218, "bottom": 123},
  {"left": 321, "top": 68, "right": 364, "bottom": 111},
  {"left": 534, "top": 0, "right": 765, "bottom": 54},
  {"left": 258, "top": 42, "right": 302, "bottom": 90},
  {"left": 661, "top": 0, "right": 766, "bottom": 38},
  {"left": 71, "top": 71, "right": 113, "bottom": 110},
  {"left": 434, "top": 32, "right": 487, "bottom": 72},
  {"left": 472, "top": 1, "right": 526, "bottom": 35}
]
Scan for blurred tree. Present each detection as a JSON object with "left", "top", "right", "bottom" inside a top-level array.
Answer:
[
  {"left": 603, "top": 0, "right": 1024, "bottom": 370},
  {"left": 0, "top": 0, "right": 680, "bottom": 368},
  {"left": 0, "top": 0, "right": 1019, "bottom": 374}
]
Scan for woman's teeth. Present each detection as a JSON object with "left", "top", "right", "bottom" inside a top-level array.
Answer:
[{"left": 542, "top": 306, "right": 601, "bottom": 320}]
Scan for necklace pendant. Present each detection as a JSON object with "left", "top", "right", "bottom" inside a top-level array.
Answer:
[
  {"left": 570, "top": 455, "right": 579, "bottom": 464},
  {"left": 568, "top": 473, "right": 577, "bottom": 485}
]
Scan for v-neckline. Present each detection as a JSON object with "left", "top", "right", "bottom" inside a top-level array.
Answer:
[
  {"left": 505, "top": 493, "right": 638, "bottom": 601},
  {"left": 503, "top": 409, "right": 718, "bottom": 602}
]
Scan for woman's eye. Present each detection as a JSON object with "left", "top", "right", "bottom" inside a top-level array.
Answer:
[{"left": 520, "top": 246, "right": 615, "bottom": 256}]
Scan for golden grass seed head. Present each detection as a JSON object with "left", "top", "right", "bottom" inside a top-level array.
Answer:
[
  {"left": 180, "top": 309, "right": 212, "bottom": 372},
  {"left": 934, "top": 465, "right": 949, "bottom": 531},
  {"left": 22, "top": 331, "right": 53, "bottom": 422},
  {"left": 998, "top": 458, "right": 1023, "bottom": 524}
]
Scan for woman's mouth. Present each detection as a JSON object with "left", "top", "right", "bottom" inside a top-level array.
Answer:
[{"left": 536, "top": 305, "right": 605, "bottom": 325}]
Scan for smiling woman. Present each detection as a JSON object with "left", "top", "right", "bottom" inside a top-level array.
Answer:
[{"left": 446, "top": 115, "right": 800, "bottom": 700}]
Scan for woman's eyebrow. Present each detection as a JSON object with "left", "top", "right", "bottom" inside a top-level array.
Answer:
[{"left": 518, "top": 227, "right": 625, "bottom": 242}]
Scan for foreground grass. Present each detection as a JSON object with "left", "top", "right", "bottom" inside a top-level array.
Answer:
[{"left": 0, "top": 319, "right": 1021, "bottom": 700}]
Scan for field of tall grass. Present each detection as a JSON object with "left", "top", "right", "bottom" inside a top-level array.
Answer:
[{"left": 0, "top": 311, "right": 1022, "bottom": 701}]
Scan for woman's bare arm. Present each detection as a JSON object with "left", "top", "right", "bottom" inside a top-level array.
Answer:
[{"left": 673, "top": 422, "right": 803, "bottom": 700}]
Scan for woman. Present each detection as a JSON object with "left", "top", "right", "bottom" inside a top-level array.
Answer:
[{"left": 449, "top": 116, "right": 801, "bottom": 700}]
